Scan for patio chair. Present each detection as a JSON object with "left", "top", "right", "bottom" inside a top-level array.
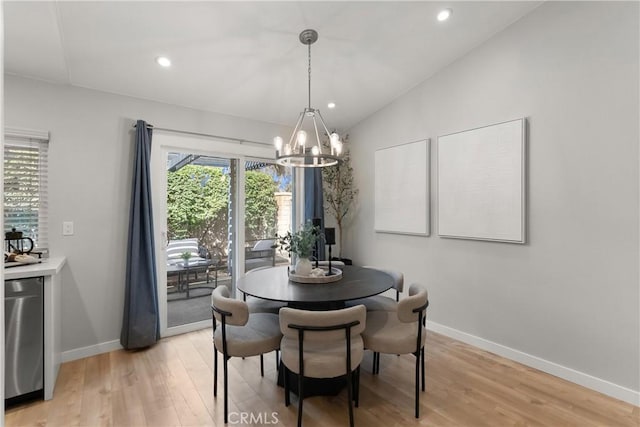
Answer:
[
  {"left": 245, "top": 239, "right": 276, "bottom": 271},
  {"left": 166, "top": 238, "right": 209, "bottom": 266}
]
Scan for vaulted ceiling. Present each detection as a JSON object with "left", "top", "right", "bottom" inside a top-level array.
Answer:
[{"left": 4, "top": 1, "right": 542, "bottom": 131}]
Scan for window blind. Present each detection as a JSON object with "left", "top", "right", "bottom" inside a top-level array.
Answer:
[{"left": 4, "top": 129, "right": 49, "bottom": 250}]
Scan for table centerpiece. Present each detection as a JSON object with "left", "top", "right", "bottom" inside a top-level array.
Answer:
[{"left": 278, "top": 221, "right": 342, "bottom": 283}]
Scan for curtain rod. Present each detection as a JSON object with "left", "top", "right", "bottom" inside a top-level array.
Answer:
[{"left": 133, "top": 123, "right": 270, "bottom": 147}]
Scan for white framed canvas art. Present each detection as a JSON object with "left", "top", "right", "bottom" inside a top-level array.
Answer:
[
  {"left": 437, "top": 118, "right": 526, "bottom": 243},
  {"left": 374, "top": 139, "right": 430, "bottom": 236}
]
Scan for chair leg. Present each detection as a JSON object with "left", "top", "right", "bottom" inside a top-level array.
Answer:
[
  {"left": 373, "top": 351, "right": 380, "bottom": 374},
  {"left": 214, "top": 349, "right": 218, "bottom": 397},
  {"left": 346, "top": 369, "right": 355, "bottom": 427},
  {"left": 414, "top": 351, "right": 420, "bottom": 418},
  {"left": 297, "top": 370, "right": 304, "bottom": 427},
  {"left": 371, "top": 351, "right": 376, "bottom": 373},
  {"left": 276, "top": 350, "right": 280, "bottom": 370},
  {"left": 224, "top": 355, "right": 229, "bottom": 423},
  {"left": 354, "top": 365, "right": 361, "bottom": 407},
  {"left": 260, "top": 354, "right": 264, "bottom": 377},
  {"left": 283, "top": 365, "right": 290, "bottom": 407},
  {"left": 421, "top": 347, "right": 426, "bottom": 392}
]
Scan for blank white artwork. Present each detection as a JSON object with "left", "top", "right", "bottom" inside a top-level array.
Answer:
[
  {"left": 374, "top": 139, "right": 429, "bottom": 236},
  {"left": 437, "top": 118, "right": 526, "bottom": 243}
]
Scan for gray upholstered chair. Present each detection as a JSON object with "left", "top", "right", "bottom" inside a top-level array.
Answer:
[
  {"left": 211, "top": 286, "right": 282, "bottom": 424},
  {"left": 346, "top": 267, "right": 404, "bottom": 311},
  {"left": 240, "top": 266, "right": 287, "bottom": 315},
  {"left": 361, "top": 283, "right": 428, "bottom": 418},
  {"left": 279, "top": 305, "right": 367, "bottom": 427}
]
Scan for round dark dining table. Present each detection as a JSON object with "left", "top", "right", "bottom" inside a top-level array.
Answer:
[{"left": 237, "top": 264, "right": 394, "bottom": 308}]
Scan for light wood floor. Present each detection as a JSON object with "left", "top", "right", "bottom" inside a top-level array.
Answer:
[{"left": 6, "top": 329, "right": 639, "bottom": 426}]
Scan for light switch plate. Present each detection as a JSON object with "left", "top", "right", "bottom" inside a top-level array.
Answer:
[{"left": 63, "top": 221, "right": 74, "bottom": 236}]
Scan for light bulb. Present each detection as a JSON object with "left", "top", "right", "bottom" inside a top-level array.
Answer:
[
  {"left": 284, "top": 144, "right": 292, "bottom": 155},
  {"left": 273, "top": 136, "right": 283, "bottom": 151},
  {"left": 156, "top": 56, "right": 171, "bottom": 67},
  {"left": 312, "top": 146, "right": 319, "bottom": 156},
  {"left": 437, "top": 9, "right": 452, "bottom": 22},
  {"left": 330, "top": 132, "right": 340, "bottom": 148},
  {"left": 335, "top": 141, "right": 343, "bottom": 155},
  {"left": 297, "top": 130, "right": 307, "bottom": 146}
]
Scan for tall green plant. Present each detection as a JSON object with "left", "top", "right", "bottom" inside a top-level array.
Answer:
[
  {"left": 167, "top": 165, "right": 280, "bottom": 257},
  {"left": 245, "top": 170, "right": 278, "bottom": 241},
  {"left": 322, "top": 136, "right": 358, "bottom": 258},
  {"left": 167, "top": 165, "right": 228, "bottom": 240}
]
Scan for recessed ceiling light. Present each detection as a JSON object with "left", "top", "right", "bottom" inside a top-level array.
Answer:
[
  {"left": 156, "top": 56, "right": 171, "bottom": 67},
  {"left": 327, "top": 102, "right": 336, "bottom": 109},
  {"left": 437, "top": 9, "right": 452, "bottom": 22}
]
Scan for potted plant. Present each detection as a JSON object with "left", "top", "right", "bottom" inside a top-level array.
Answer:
[
  {"left": 322, "top": 135, "right": 358, "bottom": 264},
  {"left": 180, "top": 251, "right": 192, "bottom": 266},
  {"left": 278, "top": 221, "right": 320, "bottom": 276}
]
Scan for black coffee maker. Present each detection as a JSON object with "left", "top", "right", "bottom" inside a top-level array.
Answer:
[{"left": 5, "top": 228, "right": 35, "bottom": 255}]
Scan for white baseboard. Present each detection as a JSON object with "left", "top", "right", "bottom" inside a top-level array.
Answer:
[
  {"left": 427, "top": 321, "right": 640, "bottom": 407},
  {"left": 59, "top": 320, "right": 211, "bottom": 362},
  {"left": 61, "top": 339, "right": 123, "bottom": 363}
]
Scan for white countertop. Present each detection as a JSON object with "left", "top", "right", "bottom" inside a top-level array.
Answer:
[{"left": 4, "top": 256, "right": 67, "bottom": 280}]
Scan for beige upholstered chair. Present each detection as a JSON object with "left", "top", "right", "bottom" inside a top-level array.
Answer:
[
  {"left": 279, "top": 305, "right": 367, "bottom": 427},
  {"left": 361, "top": 284, "right": 428, "bottom": 418},
  {"left": 315, "top": 260, "right": 346, "bottom": 268},
  {"left": 211, "top": 286, "right": 282, "bottom": 424},
  {"left": 346, "top": 267, "right": 404, "bottom": 311},
  {"left": 240, "top": 266, "right": 287, "bottom": 315}
]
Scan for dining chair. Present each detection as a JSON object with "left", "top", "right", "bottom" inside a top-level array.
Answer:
[
  {"left": 315, "top": 260, "right": 346, "bottom": 268},
  {"left": 346, "top": 267, "right": 404, "bottom": 312},
  {"left": 279, "top": 305, "right": 367, "bottom": 427},
  {"left": 211, "top": 286, "right": 282, "bottom": 424},
  {"left": 361, "top": 283, "right": 428, "bottom": 418},
  {"left": 241, "top": 266, "right": 287, "bottom": 314}
]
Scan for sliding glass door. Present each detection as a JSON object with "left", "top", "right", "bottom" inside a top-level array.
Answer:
[
  {"left": 165, "top": 153, "right": 235, "bottom": 328},
  {"left": 243, "top": 161, "right": 293, "bottom": 273},
  {"left": 151, "top": 131, "right": 295, "bottom": 336}
]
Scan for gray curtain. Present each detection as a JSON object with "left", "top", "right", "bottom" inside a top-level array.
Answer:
[
  {"left": 304, "top": 168, "right": 326, "bottom": 261},
  {"left": 120, "top": 120, "right": 160, "bottom": 349}
]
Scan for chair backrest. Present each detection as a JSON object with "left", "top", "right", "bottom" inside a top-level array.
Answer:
[
  {"left": 362, "top": 266, "right": 404, "bottom": 293},
  {"left": 167, "top": 238, "right": 201, "bottom": 261},
  {"left": 211, "top": 286, "right": 249, "bottom": 326},
  {"left": 245, "top": 265, "right": 271, "bottom": 275},
  {"left": 397, "top": 283, "right": 428, "bottom": 323},
  {"left": 279, "top": 305, "right": 366, "bottom": 342},
  {"left": 251, "top": 239, "right": 276, "bottom": 251},
  {"left": 317, "top": 260, "right": 346, "bottom": 268}
]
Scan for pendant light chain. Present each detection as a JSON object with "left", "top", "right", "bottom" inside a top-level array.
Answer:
[{"left": 308, "top": 43, "right": 312, "bottom": 110}]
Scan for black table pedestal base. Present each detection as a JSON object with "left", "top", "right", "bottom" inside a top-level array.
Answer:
[
  {"left": 287, "top": 301, "right": 346, "bottom": 311},
  {"left": 277, "top": 362, "right": 347, "bottom": 397}
]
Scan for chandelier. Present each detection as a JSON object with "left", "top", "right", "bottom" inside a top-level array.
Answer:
[{"left": 274, "top": 29, "right": 342, "bottom": 168}]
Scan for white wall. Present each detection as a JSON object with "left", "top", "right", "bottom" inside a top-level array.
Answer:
[
  {"left": 4, "top": 75, "right": 290, "bottom": 354},
  {"left": 347, "top": 1, "right": 639, "bottom": 400}
]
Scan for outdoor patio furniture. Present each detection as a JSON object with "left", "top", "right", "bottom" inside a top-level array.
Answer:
[
  {"left": 245, "top": 238, "right": 276, "bottom": 271},
  {"left": 166, "top": 238, "right": 210, "bottom": 265}
]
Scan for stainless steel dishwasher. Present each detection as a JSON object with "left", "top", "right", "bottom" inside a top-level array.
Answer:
[{"left": 5, "top": 276, "right": 44, "bottom": 400}]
